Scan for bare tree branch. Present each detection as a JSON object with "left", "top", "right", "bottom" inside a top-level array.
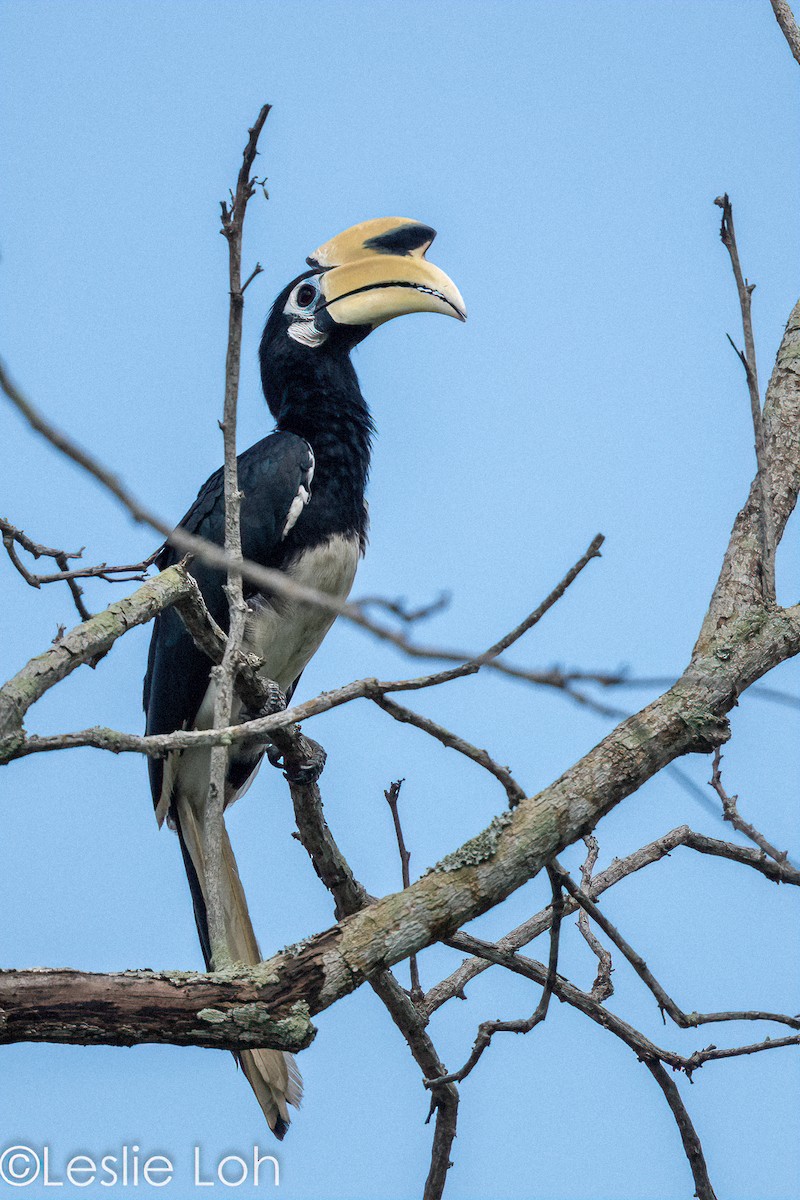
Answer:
[
  {"left": 552, "top": 860, "right": 800, "bottom": 1032},
  {"left": 770, "top": 0, "right": 800, "bottom": 65},
  {"left": 1, "top": 517, "right": 158, "bottom": 587},
  {"left": 426, "top": 868, "right": 563, "bottom": 1087},
  {"left": 202, "top": 103, "right": 270, "bottom": 966},
  {"left": 714, "top": 192, "right": 775, "bottom": 601},
  {"left": 444, "top": 933, "right": 723, "bottom": 1198},
  {"left": 709, "top": 748, "right": 791, "bottom": 872},
  {"left": 353, "top": 591, "right": 451, "bottom": 625},
  {"left": 0, "top": 967, "right": 315, "bottom": 1052},
  {"left": 384, "top": 780, "right": 423, "bottom": 1001},
  {"left": 642, "top": 1060, "right": 719, "bottom": 1200},
  {"left": 423, "top": 824, "right": 800, "bottom": 1016},
  {"left": 683, "top": 1032, "right": 800, "bottom": 1075},
  {"left": 574, "top": 836, "right": 614, "bottom": 1000},
  {"left": 375, "top": 696, "right": 526, "bottom": 808}
]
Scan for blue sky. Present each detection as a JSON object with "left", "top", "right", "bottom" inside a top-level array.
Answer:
[{"left": 1, "top": 1, "right": 799, "bottom": 1198}]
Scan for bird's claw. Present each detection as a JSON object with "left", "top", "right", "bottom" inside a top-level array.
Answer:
[
  {"left": 282, "top": 736, "right": 327, "bottom": 785},
  {"left": 241, "top": 681, "right": 287, "bottom": 722},
  {"left": 266, "top": 741, "right": 285, "bottom": 770}
]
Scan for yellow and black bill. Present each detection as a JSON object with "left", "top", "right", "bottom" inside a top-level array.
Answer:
[{"left": 294, "top": 217, "right": 466, "bottom": 331}]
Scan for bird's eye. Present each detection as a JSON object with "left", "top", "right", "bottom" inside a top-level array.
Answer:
[{"left": 294, "top": 282, "right": 319, "bottom": 309}]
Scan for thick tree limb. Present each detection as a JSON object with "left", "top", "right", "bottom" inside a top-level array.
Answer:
[{"left": 0, "top": 967, "right": 315, "bottom": 1052}]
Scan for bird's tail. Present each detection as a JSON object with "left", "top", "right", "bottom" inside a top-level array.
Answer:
[{"left": 174, "top": 794, "right": 303, "bottom": 1138}]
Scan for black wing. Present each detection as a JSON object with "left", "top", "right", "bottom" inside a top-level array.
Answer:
[{"left": 143, "top": 431, "right": 313, "bottom": 808}]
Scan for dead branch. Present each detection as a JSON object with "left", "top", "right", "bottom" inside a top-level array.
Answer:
[
  {"left": 770, "top": 0, "right": 800, "bottom": 65},
  {"left": 552, "top": 860, "right": 800, "bottom": 1032},
  {"left": 384, "top": 780, "right": 423, "bottom": 1001},
  {"left": 286, "top": 763, "right": 459, "bottom": 1200},
  {"left": 353, "top": 591, "right": 451, "bottom": 624},
  {"left": 714, "top": 192, "right": 775, "bottom": 601},
  {"left": 423, "top": 823, "right": 800, "bottom": 1016},
  {"left": 444, "top": 933, "right": 723, "bottom": 1198},
  {"left": 3, "top": 534, "right": 604, "bottom": 763},
  {"left": 683, "top": 1033, "right": 800, "bottom": 1076},
  {"left": 1, "top": 517, "right": 158, "bottom": 587},
  {"left": 0, "top": 966, "right": 315, "bottom": 1052},
  {"left": 574, "top": 836, "right": 614, "bottom": 1000},
  {"left": 426, "top": 868, "right": 564, "bottom": 1087},
  {"left": 709, "top": 748, "right": 790, "bottom": 872},
  {"left": 203, "top": 103, "right": 270, "bottom": 967},
  {"left": 375, "top": 696, "right": 526, "bottom": 808}
]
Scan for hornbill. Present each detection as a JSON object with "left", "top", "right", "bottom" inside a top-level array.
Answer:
[{"left": 142, "top": 218, "right": 465, "bottom": 1137}]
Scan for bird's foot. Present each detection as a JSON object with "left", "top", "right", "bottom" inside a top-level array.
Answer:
[
  {"left": 240, "top": 680, "right": 287, "bottom": 723},
  {"left": 268, "top": 734, "right": 327, "bottom": 785}
]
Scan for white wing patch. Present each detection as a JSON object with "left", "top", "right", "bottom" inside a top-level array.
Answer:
[{"left": 282, "top": 449, "right": 315, "bottom": 538}]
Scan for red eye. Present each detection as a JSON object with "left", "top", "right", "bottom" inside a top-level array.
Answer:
[{"left": 295, "top": 283, "right": 318, "bottom": 308}]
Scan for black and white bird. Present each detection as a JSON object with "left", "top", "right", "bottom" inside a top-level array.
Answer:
[{"left": 143, "top": 218, "right": 465, "bottom": 1137}]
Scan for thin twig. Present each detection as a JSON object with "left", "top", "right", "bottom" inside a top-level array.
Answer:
[
  {"left": 709, "top": 748, "right": 790, "bottom": 874},
  {"left": 423, "top": 824, "right": 800, "bottom": 1016},
  {"left": 551, "top": 860, "right": 800, "bottom": 1032},
  {"left": 376, "top": 696, "right": 526, "bottom": 808},
  {"left": 715, "top": 193, "right": 775, "bottom": 601},
  {"left": 683, "top": 1033, "right": 800, "bottom": 1076},
  {"left": 446, "top": 932, "right": 720, "bottom": 1199},
  {"left": 204, "top": 103, "right": 270, "bottom": 967},
  {"left": 643, "top": 1060, "right": 719, "bottom": 1200},
  {"left": 1, "top": 516, "right": 161, "bottom": 624},
  {"left": 575, "top": 836, "right": 613, "bottom": 1000},
  {"left": 0, "top": 356, "right": 606, "bottom": 674},
  {"left": 384, "top": 780, "right": 422, "bottom": 1001},
  {"left": 353, "top": 591, "right": 451, "bottom": 625},
  {"left": 427, "top": 868, "right": 564, "bottom": 1087}
]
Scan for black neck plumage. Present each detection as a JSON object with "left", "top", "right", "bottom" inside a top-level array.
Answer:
[{"left": 260, "top": 334, "right": 374, "bottom": 547}]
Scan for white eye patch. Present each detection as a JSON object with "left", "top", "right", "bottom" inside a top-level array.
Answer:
[{"left": 284, "top": 276, "right": 328, "bottom": 347}]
